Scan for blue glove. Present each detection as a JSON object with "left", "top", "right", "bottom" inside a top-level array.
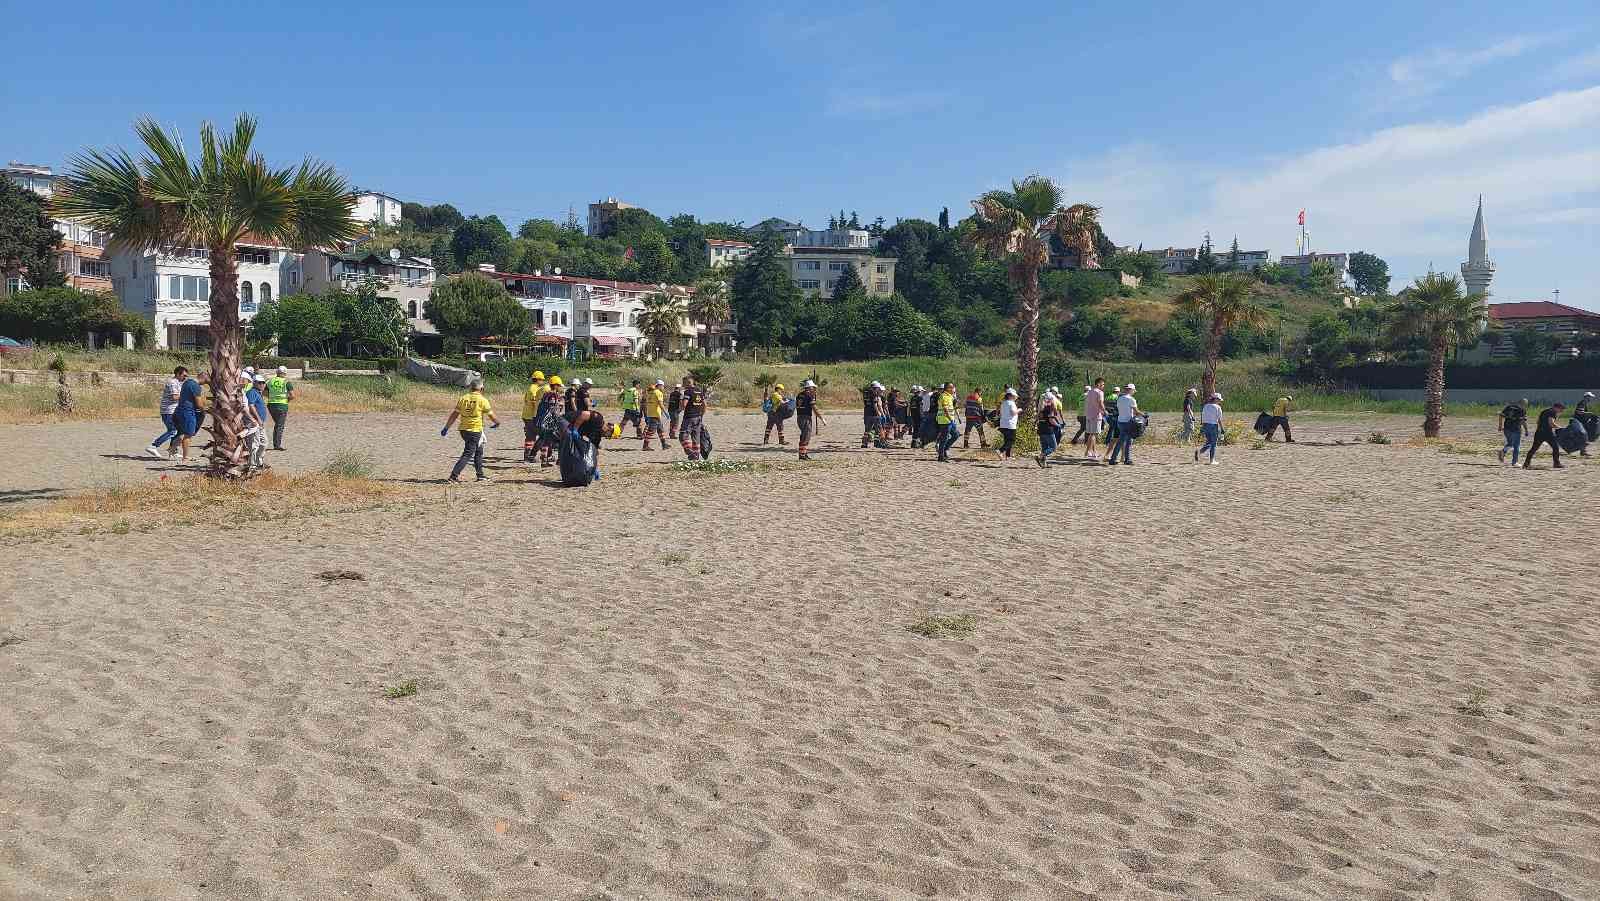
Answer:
[
  {"left": 440, "top": 427, "right": 449, "bottom": 437},
  {"left": 490, "top": 422, "right": 499, "bottom": 429}
]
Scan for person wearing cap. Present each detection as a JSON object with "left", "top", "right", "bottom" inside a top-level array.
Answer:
[
  {"left": 265, "top": 365, "right": 294, "bottom": 451},
  {"left": 575, "top": 377, "right": 593, "bottom": 413},
  {"left": 1179, "top": 387, "right": 1199, "bottom": 445},
  {"left": 933, "top": 382, "right": 960, "bottom": 461},
  {"left": 534, "top": 375, "right": 564, "bottom": 466},
  {"left": 678, "top": 374, "right": 709, "bottom": 460},
  {"left": 1080, "top": 377, "right": 1106, "bottom": 461},
  {"left": 667, "top": 381, "right": 684, "bottom": 439},
  {"left": 795, "top": 379, "right": 824, "bottom": 460},
  {"left": 1572, "top": 391, "right": 1595, "bottom": 456},
  {"left": 1107, "top": 383, "right": 1140, "bottom": 465},
  {"left": 1102, "top": 385, "right": 1122, "bottom": 451},
  {"left": 246, "top": 373, "right": 270, "bottom": 471},
  {"left": 1498, "top": 397, "right": 1529, "bottom": 465},
  {"left": 962, "top": 386, "right": 990, "bottom": 450},
  {"left": 1035, "top": 388, "right": 1061, "bottom": 466},
  {"left": 1266, "top": 394, "right": 1294, "bottom": 442},
  {"left": 642, "top": 378, "right": 668, "bottom": 450},
  {"left": 619, "top": 378, "right": 644, "bottom": 439},
  {"left": 1524, "top": 401, "right": 1566, "bottom": 470},
  {"left": 763, "top": 382, "right": 788, "bottom": 445},
  {"left": 1196, "top": 392, "right": 1224, "bottom": 465},
  {"left": 442, "top": 377, "right": 499, "bottom": 482},
  {"left": 861, "top": 382, "right": 887, "bottom": 449},
  {"left": 996, "top": 387, "right": 1020, "bottom": 459},
  {"left": 521, "top": 370, "right": 548, "bottom": 463}
]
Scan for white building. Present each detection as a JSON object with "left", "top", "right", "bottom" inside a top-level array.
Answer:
[
  {"left": 485, "top": 269, "right": 577, "bottom": 356},
  {"left": 706, "top": 238, "right": 753, "bottom": 268},
  {"left": 301, "top": 246, "right": 438, "bottom": 351},
  {"left": 109, "top": 238, "right": 300, "bottom": 350},
  {"left": 352, "top": 190, "right": 403, "bottom": 227}
]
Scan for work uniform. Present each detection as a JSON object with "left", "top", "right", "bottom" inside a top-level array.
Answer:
[
  {"left": 265, "top": 376, "right": 293, "bottom": 449},
  {"left": 450, "top": 392, "right": 494, "bottom": 480},
  {"left": 679, "top": 385, "right": 708, "bottom": 460}
]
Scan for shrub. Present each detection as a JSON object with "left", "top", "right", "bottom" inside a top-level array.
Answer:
[
  {"left": 323, "top": 449, "right": 377, "bottom": 479},
  {"left": 687, "top": 364, "right": 724, "bottom": 386}
]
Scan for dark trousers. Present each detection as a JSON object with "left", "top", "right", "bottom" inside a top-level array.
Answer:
[
  {"left": 1266, "top": 416, "right": 1292, "bottom": 441},
  {"left": 1070, "top": 416, "right": 1087, "bottom": 444},
  {"left": 268, "top": 404, "right": 288, "bottom": 449},
  {"left": 1523, "top": 431, "right": 1561, "bottom": 468},
  {"left": 963, "top": 420, "right": 987, "bottom": 446},
  {"left": 450, "top": 430, "right": 485, "bottom": 479},
  {"left": 998, "top": 427, "right": 1017, "bottom": 457}
]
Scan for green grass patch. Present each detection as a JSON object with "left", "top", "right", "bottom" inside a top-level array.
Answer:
[
  {"left": 323, "top": 449, "right": 378, "bottom": 479},
  {"left": 908, "top": 613, "right": 976, "bottom": 639},
  {"left": 383, "top": 679, "right": 418, "bottom": 699},
  {"left": 669, "top": 459, "right": 762, "bottom": 476}
]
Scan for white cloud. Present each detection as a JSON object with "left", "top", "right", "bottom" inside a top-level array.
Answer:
[
  {"left": 1387, "top": 34, "right": 1556, "bottom": 93},
  {"left": 1056, "top": 87, "right": 1600, "bottom": 303},
  {"left": 1550, "top": 47, "right": 1600, "bottom": 81}
]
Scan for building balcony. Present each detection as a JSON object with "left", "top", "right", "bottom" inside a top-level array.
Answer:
[{"left": 337, "top": 272, "right": 432, "bottom": 289}]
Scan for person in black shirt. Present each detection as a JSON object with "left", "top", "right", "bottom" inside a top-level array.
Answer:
[
  {"left": 678, "top": 375, "right": 708, "bottom": 460},
  {"left": 1498, "top": 398, "right": 1528, "bottom": 465},
  {"left": 566, "top": 408, "right": 606, "bottom": 480},
  {"left": 1522, "top": 402, "right": 1565, "bottom": 469},
  {"left": 563, "top": 383, "right": 577, "bottom": 416},
  {"left": 1574, "top": 392, "right": 1595, "bottom": 457},
  {"left": 795, "top": 379, "right": 823, "bottom": 461},
  {"left": 575, "top": 378, "right": 593, "bottom": 412},
  {"left": 667, "top": 384, "right": 683, "bottom": 438}
]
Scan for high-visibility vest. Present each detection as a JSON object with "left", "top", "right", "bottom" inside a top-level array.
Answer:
[{"left": 266, "top": 377, "right": 290, "bottom": 405}]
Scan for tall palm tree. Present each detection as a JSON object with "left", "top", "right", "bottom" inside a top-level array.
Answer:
[
  {"left": 1386, "top": 273, "right": 1487, "bottom": 437},
  {"left": 52, "top": 115, "right": 359, "bottom": 476},
  {"left": 638, "top": 292, "right": 687, "bottom": 359},
  {"left": 1174, "top": 273, "right": 1272, "bottom": 399},
  {"left": 1056, "top": 203, "right": 1103, "bottom": 270},
  {"left": 687, "top": 275, "right": 732, "bottom": 353},
  {"left": 967, "top": 176, "right": 1099, "bottom": 407}
]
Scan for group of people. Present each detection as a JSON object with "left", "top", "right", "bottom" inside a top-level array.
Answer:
[
  {"left": 1497, "top": 393, "right": 1599, "bottom": 469},
  {"left": 143, "top": 364, "right": 295, "bottom": 469}
]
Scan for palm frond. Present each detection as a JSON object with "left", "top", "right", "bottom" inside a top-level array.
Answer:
[{"left": 1011, "top": 176, "right": 1062, "bottom": 220}]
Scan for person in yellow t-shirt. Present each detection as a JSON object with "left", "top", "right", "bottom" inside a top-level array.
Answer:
[
  {"left": 1267, "top": 394, "right": 1294, "bottom": 443},
  {"left": 521, "top": 371, "right": 547, "bottom": 462},
  {"left": 934, "top": 382, "right": 959, "bottom": 462},
  {"left": 641, "top": 378, "right": 668, "bottom": 450},
  {"left": 764, "top": 382, "right": 788, "bottom": 445},
  {"left": 442, "top": 378, "right": 499, "bottom": 482}
]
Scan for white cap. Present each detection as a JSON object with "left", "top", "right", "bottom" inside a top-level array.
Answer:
[
  {"left": 276, "top": 365, "right": 288, "bottom": 374},
  {"left": 802, "top": 379, "right": 816, "bottom": 388},
  {"left": 253, "top": 374, "right": 266, "bottom": 383},
  {"left": 655, "top": 378, "right": 665, "bottom": 386},
  {"left": 1213, "top": 392, "right": 1224, "bottom": 401},
  {"left": 583, "top": 378, "right": 594, "bottom": 386},
  {"left": 239, "top": 373, "right": 252, "bottom": 385},
  {"left": 871, "top": 381, "right": 883, "bottom": 390},
  {"left": 1051, "top": 386, "right": 1060, "bottom": 394},
  {"left": 1586, "top": 392, "right": 1595, "bottom": 398},
  {"left": 1186, "top": 387, "right": 1198, "bottom": 394},
  {"left": 1005, "top": 387, "right": 1017, "bottom": 396},
  {"left": 1125, "top": 383, "right": 1136, "bottom": 390}
]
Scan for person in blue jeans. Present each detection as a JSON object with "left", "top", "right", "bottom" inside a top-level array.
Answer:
[
  {"left": 145, "top": 366, "right": 188, "bottom": 458},
  {"left": 171, "top": 369, "right": 205, "bottom": 463},
  {"left": 1107, "top": 383, "right": 1140, "bottom": 465},
  {"left": 1194, "top": 392, "right": 1224, "bottom": 464},
  {"left": 1498, "top": 398, "right": 1528, "bottom": 465},
  {"left": 1035, "top": 391, "right": 1061, "bottom": 467}
]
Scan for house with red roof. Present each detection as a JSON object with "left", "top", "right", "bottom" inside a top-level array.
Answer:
[{"left": 1475, "top": 301, "right": 1600, "bottom": 360}]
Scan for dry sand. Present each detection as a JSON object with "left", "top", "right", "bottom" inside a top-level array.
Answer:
[{"left": 1, "top": 410, "right": 1597, "bottom": 899}]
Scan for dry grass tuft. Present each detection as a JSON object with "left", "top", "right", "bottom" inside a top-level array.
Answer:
[
  {"left": 1406, "top": 436, "right": 1497, "bottom": 456},
  {"left": 0, "top": 471, "right": 409, "bottom": 538}
]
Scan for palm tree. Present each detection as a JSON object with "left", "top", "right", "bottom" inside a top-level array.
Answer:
[
  {"left": 1174, "top": 273, "right": 1272, "bottom": 399},
  {"left": 967, "top": 176, "right": 1099, "bottom": 407},
  {"left": 638, "top": 292, "right": 687, "bottom": 359},
  {"left": 1386, "top": 273, "right": 1487, "bottom": 437},
  {"left": 687, "top": 275, "right": 732, "bottom": 354},
  {"left": 52, "top": 115, "right": 359, "bottom": 476}
]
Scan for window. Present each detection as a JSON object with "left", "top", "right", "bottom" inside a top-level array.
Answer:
[
  {"left": 876, "top": 281, "right": 889, "bottom": 293},
  {"left": 407, "top": 300, "right": 418, "bottom": 318},
  {"left": 876, "top": 264, "right": 889, "bottom": 274},
  {"left": 199, "top": 276, "right": 210, "bottom": 300},
  {"left": 259, "top": 282, "right": 271, "bottom": 304},
  {"left": 236, "top": 247, "right": 271, "bottom": 265},
  {"left": 169, "top": 275, "right": 180, "bottom": 299},
  {"left": 240, "top": 281, "right": 253, "bottom": 306},
  {"left": 798, "top": 279, "right": 821, "bottom": 290},
  {"left": 797, "top": 260, "right": 821, "bottom": 271},
  {"left": 828, "top": 261, "right": 848, "bottom": 271},
  {"left": 561, "top": 311, "right": 568, "bottom": 326},
  {"left": 288, "top": 269, "right": 300, "bottom": 287},
  {"left": 182, "top": 276, "right": 198, "bottom": 301},
  {"left": 78, "top": 259, "right": 109, "bottom": 279}
]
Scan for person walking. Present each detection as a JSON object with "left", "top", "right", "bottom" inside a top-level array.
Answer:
[
  {"left": 1035, "top": 389, "right": 1061, "bottom": 467},
  {"left": 667, "top": 382, "right": 683, "bottom": 439},
  {"left": 996, "top": 387, "right": 1020, "bottom": 459},
  {"left": 861, "top": 382, "right": 887, "bottom": 448},
  {"left": 678, "top": 375, "right": 709, "bottom": 461},
  {"left": 145, "top": 365, "right": 188, "bottom": 458},
  {"left": 763, "top": 382, "right": 788, "bottom": 445},
  {"left": 521, "top": 370, "right": 548, "bottom": 462},
  {"left": 619, "top": 378, "right": 643, "bottom": 438},
  {"left": 1179, "top": 387, "right": 1198, "bottom": 445},
  {"left": 1266, "top": 394, "right": 1295, "bottom": 442},
  {"left": 962, "top": 387, "right": 990, "bottom": 449},
  {"left": 1195, "top": 392, "right": 1224, "bottom": 465},
  {"left": 1573, "top": 391, "right": 1595, "bottom": 457},
  {"left": 1522, "top": 402, "right": 1566, "bottom": 470},
  {"left": 246, "top": 374, "right": 270, "bottom": 471},
  {"left": 171, "top": 367, "right": 205, "bottom": 463},
  {"left": 934, "top": 382, "right": 960, "bottom": 462},
  {"left": 265, "top": 366, "right": 295, "bottom": 451},
  {"left": 795, "top": 379, "right": 824, "bottom": 461},
  {"left": 642, "top": 378, "right": 668, "bottom": 450},
  {"left": 562, "top": 378, "right": 577, "bottom": 416},
  {"left": 1080, "top": 378, "right": 1106, "bottom": 462},
  {"left": 1103, "top": 385, "right": 1122, "bottom": 451},
  {"left": 1108, "top": 383, "right": 1140, "bottom": 465},
  {"left": 1498, "top": 398, "right": 1529, "bottom": 465},
  {"left": 442, "top": 377, "right": 499, "bottom": 482}
]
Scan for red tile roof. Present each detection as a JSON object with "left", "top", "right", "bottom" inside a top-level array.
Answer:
[{"left": 1489, "top": 301, "right": 1600, "bottom": 321}]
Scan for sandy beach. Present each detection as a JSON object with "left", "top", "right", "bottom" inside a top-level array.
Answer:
[{"left": 2, "top": 410, "right": 1597, "bottom": 899}]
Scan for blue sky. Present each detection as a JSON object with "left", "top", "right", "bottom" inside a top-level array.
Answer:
[{"left": 4, "top": 0, "right": 1597, "bottom": 305}]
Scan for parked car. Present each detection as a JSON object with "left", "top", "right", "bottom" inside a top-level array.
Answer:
[{"left": 0, "top": 337, "right": 26, "bottom": 356}]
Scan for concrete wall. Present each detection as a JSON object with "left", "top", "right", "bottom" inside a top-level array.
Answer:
[{"left": 1362, "top": 387, "right": 1596, "bottom": 405}]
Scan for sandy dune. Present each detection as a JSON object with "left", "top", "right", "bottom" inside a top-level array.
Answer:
[{"left": 2, "top": 411, "right": 1597, "bottom": 899}]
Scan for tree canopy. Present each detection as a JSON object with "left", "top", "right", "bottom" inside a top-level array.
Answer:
[
  {"left": 424, "top": 272, "right": 530, "bottom": 351},
  {"left": 0, "top": 178, "right": 64, "bottom": 292},
  {"left": 1347, "top": 251, "right": 1391, "bottom": 295}
]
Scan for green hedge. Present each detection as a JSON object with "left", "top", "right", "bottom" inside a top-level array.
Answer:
[
  {"left": 247, "top": 355, "right": 392, "bottom": 372},
  {"left": 1336, "top": 361, "right": 1600, "bottom": 390}
]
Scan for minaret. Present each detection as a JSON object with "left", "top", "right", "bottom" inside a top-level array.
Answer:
[{"left": 1460, "top": 195, "right": 1494, "bottom": 297}]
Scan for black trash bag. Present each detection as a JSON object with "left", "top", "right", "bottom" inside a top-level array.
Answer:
[
  {"left": 557, "top": 425, "right": 597, "bottom": 487},
  {"left": 1253, "top": 412, "right": 1272, "bottom": 435},
  {"left": 1557, "top": 426, "right": 1587, "bottom": 454},
  {"left": 1127, "top": 414, "right": 1149, "bottom": 439},
  {"left": 699, "top": 424, "right": 713, "bottom": 461},
  {"left": 1580, "top": 412, "right": 1599, "bottom": 441}
]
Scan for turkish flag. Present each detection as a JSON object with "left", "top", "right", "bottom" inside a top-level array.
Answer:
[{"left": 1297, "top": 210, "right": 1306, "bottom": 226}]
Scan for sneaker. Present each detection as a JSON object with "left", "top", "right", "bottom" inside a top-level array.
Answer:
[
  {"left": 1210, "top": 460, "right": 1219, "bottom": 466},
  {"left": 447, "top": 476, "right": 463, "bottom": 483},
  {"left": 1553, "top": 463, "right": 1564, "bottom": 469},
  {"left": 1193, "top": 449, "right": 1200, "bottom": 463},
  {"left": 145, "top": 445, "right": 164, "bottom": 459},
  {"left": 476, "top": 476, "right": 492, "bottom": 482}
]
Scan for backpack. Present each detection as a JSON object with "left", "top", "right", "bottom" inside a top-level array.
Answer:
[{"left": 761, "top": 397, "right": 775, "bottom": 414}]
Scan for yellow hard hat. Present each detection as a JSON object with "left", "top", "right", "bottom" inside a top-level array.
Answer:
[
  {"left": 548, "top": 375, "right": 563, "bottom": 386},
  {"left": 774, "top": 383, "right": 784, "bottom": 390},
  {"left": 532, "top": 370, "right": 545, "bottom": 381}
]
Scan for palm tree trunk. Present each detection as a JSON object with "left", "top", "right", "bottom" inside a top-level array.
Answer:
[
  {"left": 1015, "top": 269, "right": 1040, "bottom": 409},
  {"left": 1423, "top": 337, "right": 1447, "bottom": 438},
  {"left": 207, "top": 250, "right": 249, "bottom": 476},
  {"left": 1201, "top": 319, "right": 1225, "bottom": 399}
]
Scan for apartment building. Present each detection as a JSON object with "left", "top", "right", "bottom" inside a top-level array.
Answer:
[
  {"left": 484, "top": 269, "right": 576, "bottom": 354},
  {"left": 301, "top": 247, "right": 439, "bottom": 351},
  {"left": 108, "top": 238, "right": 300, "bottom": 350},
  {"left": 587, "top": 198, "right": 637, "bottom": 237},
  {"left": 352, "top": 190, "right": 403, "bottom": 227},
  {"left": 2, "top": 162, "right": 114, "bottom": 295},
  {"left": 1278, "top": 252, "right": 1348, "bottom": 281},
  {"left": 705, "top": 238, "right": 753, "bottom": 268},
  {"left": 484, "top": 267, "right": 696, "bottom": 358}
]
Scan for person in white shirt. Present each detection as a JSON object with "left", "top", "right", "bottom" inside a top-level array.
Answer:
[
  {"left": 1108, "top": 383, "right": 1140, "bottom": 465},
  {"left": 995, "top": 388, "right": 1020, "bottom": 458},
  {"left": 145, "top": 365, "right": 188, "bottom": 458},
  {"left": 1196, "top": 393, "right": 1225, "bottom": 464}
]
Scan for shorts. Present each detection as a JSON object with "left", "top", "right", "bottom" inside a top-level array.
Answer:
[
  {"left": 174, "top": 409, "right": 199, "bottom": 437},
  {"left": 1083, "top": 415, "right": 1101, "bottom": 434}
]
